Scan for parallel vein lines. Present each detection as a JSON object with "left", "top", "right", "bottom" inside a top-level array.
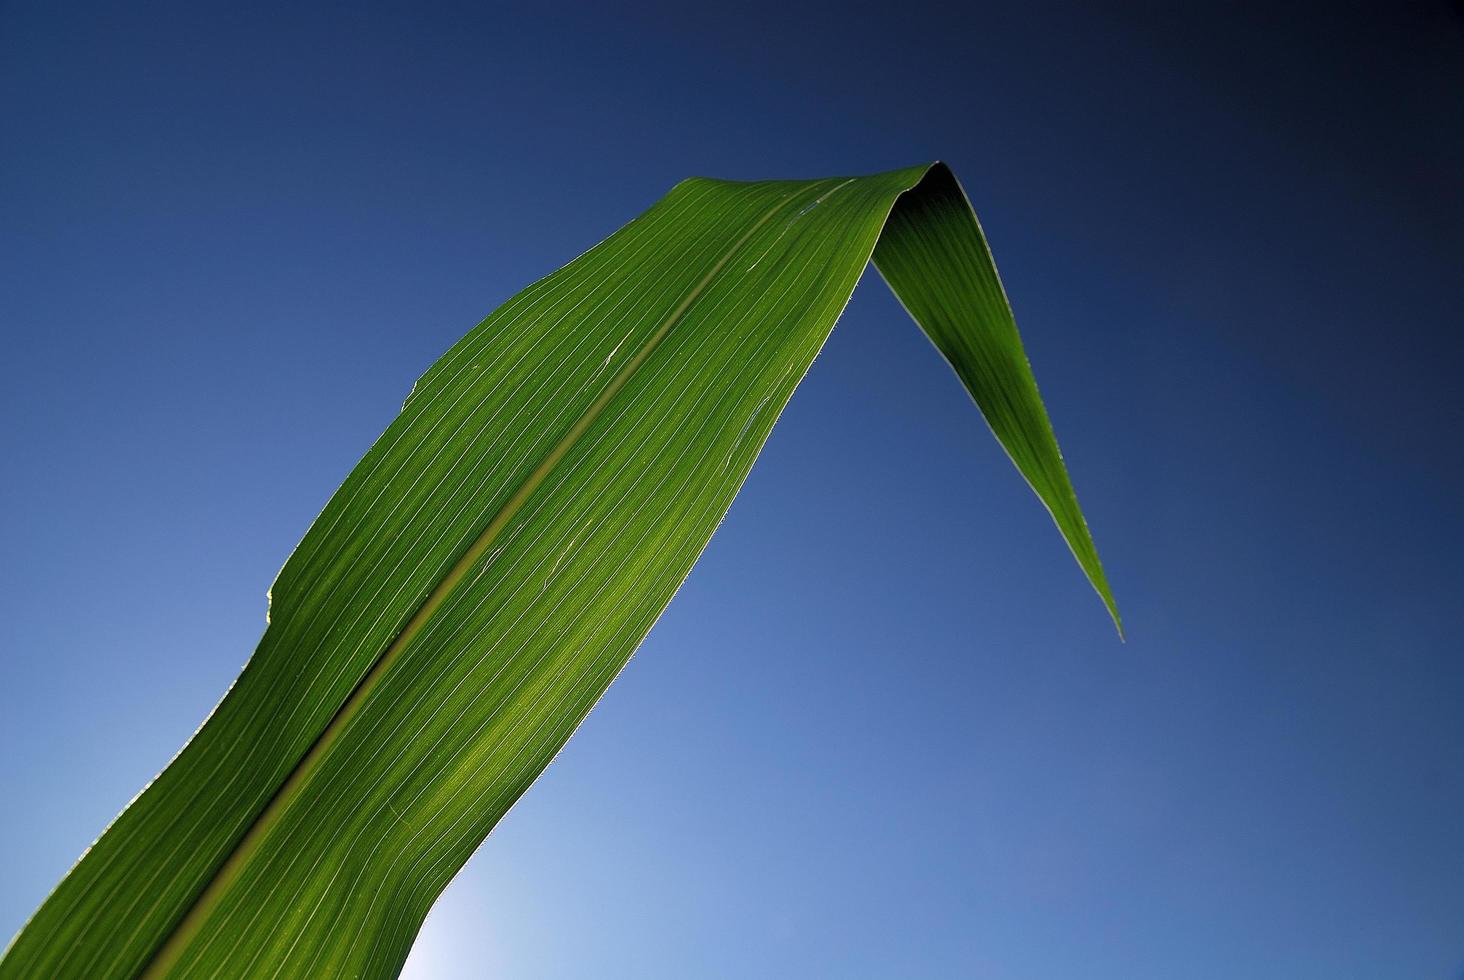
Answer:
[
  {"left": 138, "top": 183, "right": 822, "bottom": 978},
  {"left": 1, "top": 164, "right": 1117, "bottom": 980}
]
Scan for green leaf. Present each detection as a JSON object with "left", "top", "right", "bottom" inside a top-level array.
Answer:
[{"left": 1, "top": 162, "right": 1117, "bottom": 980}]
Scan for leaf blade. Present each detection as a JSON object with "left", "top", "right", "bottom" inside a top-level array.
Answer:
[{"left": 1, "top": 163, "right": 1115, "bottom": 980}]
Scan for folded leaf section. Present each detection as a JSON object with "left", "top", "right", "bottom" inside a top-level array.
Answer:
[{"left": 873, "top": 164, "right": 1119, "bottom": 629}]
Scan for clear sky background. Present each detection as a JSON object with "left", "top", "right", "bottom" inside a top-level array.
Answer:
[{"left": 3, "top": 2, "right": 1462, "bottom": 977}]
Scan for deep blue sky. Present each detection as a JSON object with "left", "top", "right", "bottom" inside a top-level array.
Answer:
[{"left": 3, "top": 2, "right": 1462, "bottom": 977}]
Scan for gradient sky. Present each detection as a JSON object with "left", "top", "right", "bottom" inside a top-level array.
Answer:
[{"left": 3, "top": 2, "right": 1463, "bottom": 977}]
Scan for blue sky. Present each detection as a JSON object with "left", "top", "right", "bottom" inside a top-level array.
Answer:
[{"left": 3, "top": 2, "right": 1462, "bottom": 977}]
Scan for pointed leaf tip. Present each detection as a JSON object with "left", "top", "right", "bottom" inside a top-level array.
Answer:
[{"left": 873, "top": 162, "right": 1121, "bottom": 638}]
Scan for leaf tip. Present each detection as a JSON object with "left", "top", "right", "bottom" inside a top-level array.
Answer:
[{"left": 1081, "top": 555, "right": 1124, "bottom": 641}]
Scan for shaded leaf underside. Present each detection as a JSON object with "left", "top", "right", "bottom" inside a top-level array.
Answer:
[{"left": 2, "top": 162, "right": 1116, "bottom": 980}]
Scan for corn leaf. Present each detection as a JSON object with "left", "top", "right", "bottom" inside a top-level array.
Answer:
[{"left": 1, "top": 162, "right": 1117, "bottom": 979}]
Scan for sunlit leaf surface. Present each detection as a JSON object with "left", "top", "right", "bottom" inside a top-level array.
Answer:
[{"left": 1, "top": 163, "right": 1116, "bottom": 979}]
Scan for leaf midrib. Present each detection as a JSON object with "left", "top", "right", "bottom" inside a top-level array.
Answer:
[{"left": 138, "top": 184, "right": 812, "bottom": 978}]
